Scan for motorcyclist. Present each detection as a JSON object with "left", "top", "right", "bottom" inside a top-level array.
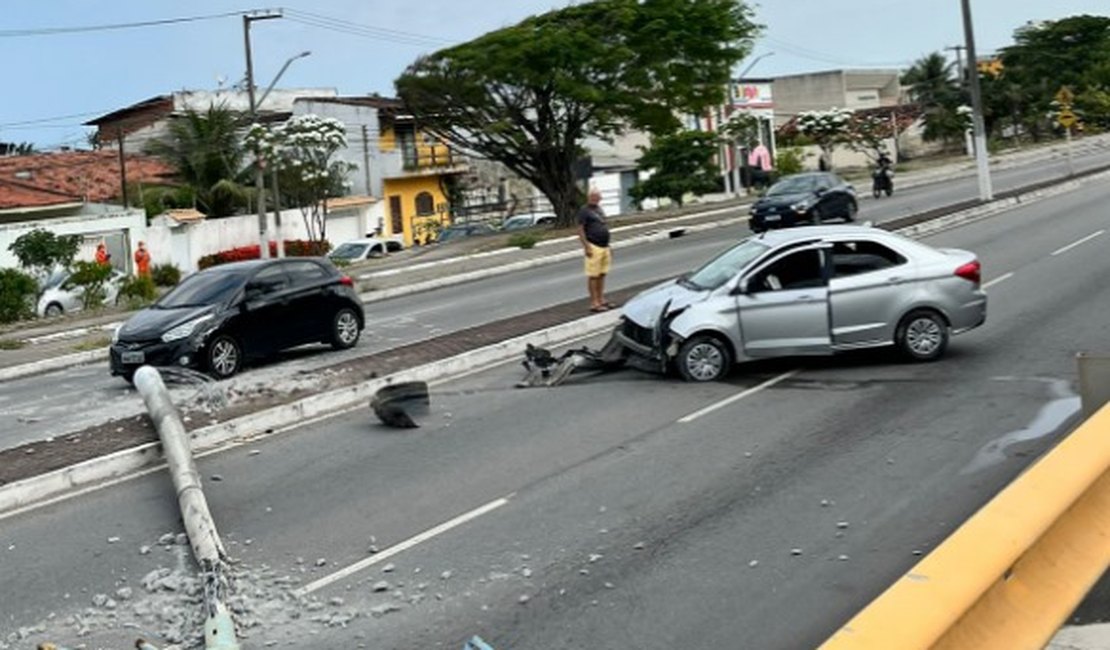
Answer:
[{"left": 872, "top": 152, "right": 894, "bottom": 197}]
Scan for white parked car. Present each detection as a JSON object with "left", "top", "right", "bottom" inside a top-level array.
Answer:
[
  {"left": 328, "top": 237, "right": 405, "bottom": 263},
  {"left": 37, "top": 267, "right": 126, "bottom": 318}
]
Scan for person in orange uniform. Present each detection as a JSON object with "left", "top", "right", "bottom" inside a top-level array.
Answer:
[
  {"left": 133, "top": 241, "right": 151, "bottom": 278},
  {"left": 95, "top": 242, "right": 111, "bottom": 266}
]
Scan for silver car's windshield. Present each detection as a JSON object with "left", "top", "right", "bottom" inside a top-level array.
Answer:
[{"left": 685, "top": 239, "right": 771, "bottom": 290}]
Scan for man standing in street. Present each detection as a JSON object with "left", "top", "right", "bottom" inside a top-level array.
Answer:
[
  {"left": 134, "top": 241, "right": 151, "bottom": 278},
  {"left": 577, "top": 188, "right": 613, "bottom": 312}
]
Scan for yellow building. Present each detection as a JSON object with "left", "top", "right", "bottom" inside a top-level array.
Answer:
[{"left": 376, "top": 105, "right": 468, "bottom": 246}]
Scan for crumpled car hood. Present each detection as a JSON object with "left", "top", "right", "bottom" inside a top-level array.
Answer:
[{"left": 621, "top": 279, "right": 708, "bottom": 328}]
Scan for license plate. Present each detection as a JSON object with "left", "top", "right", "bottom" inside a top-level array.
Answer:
[
  {"left": 764, "top": 214, "right": 781, "bottom": 222},
  {"left": 121, "top": 351, "right": 145, "bottom": 364}
]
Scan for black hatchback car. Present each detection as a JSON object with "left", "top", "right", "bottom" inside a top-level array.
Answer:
[
  {"left": 110, "top": 258, "right": 365, "bottom": 381},
  {"left": 749, "top": 172, "right": 857, "bottom": 232}
]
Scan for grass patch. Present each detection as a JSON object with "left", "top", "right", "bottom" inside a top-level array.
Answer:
[
  {"left": 73, "top": 335, "right": 111, "bottom": 352},
  {"left": 0, "top": 338, "right": 25, "bottom": 350}
]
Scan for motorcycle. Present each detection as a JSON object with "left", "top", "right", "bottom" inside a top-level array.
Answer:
[{"left": 872, "top": 162, "right": 894, "bottom": 198}]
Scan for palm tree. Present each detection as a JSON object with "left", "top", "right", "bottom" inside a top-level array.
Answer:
[
  {"left": 145, "top": 104, "right": 248, "bottom": 217},
  {"left": 903, "top": 52, "right": 967, "bottom": 145}
]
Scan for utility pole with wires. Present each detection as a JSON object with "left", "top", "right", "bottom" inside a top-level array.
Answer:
[
  {"left": 243, "top": 9, "right": 283, "bottom": 259},
  {"left": 960, "top": 0, "right": 993, "bottom": 201},
  {"left": 116, "top": 127, "right": 128, "bottom": 208}
]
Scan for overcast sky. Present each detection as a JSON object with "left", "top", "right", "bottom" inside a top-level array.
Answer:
[{"left": 1, "top": 0, "right": 1104, "bottom": 148}]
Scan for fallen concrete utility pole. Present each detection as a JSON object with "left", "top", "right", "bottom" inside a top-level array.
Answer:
[{"left": 134, "top": 365, "right": 241, "bottom": 650}]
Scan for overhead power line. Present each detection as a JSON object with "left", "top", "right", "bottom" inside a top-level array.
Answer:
[
  {"left": 0, "top": 10, "right": 248, "bottom": 38},
  {"left": 283, "top": 8, "right": 452, "bottom": 48}
]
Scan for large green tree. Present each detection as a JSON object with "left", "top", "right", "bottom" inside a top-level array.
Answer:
[
  {"left": 902, "top": 52, "right": 968, "bottom": 144},
  {"left": 998, "top": 15, "right": 1110, "bottom": 138},
  {"left": 145, "top": 104, "right": 248, "bottom": 218},
  {"left": 395, "top": 0, "right": 759, "bottom": 226}
]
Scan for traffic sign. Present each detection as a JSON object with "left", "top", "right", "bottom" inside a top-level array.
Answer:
[
  {"left": 1058, "top": 109, "right": 1078, "bottom": 129},
  {"left": 1056, "top": 86, "right": 1075, "bottom": 107}
]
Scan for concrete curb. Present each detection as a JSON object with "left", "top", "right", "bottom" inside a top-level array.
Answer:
[
  {"left": 0, "top": 348, "right": 108, "bottom": 382},
  {"left": 0, "top": 310, "right": 622, "bottom": 515}
]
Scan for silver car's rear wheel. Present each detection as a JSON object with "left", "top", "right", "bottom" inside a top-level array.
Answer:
[
  {"left": 677, "top": 335, "right": 732, "bottom": 382},
  {"left": 45, "top": 303, "right": 63, "bottom": 318},
  {"left": 896, "top": 310, "right": 948, "bottom": 361}
]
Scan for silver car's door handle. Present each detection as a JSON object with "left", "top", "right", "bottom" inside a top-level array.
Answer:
[
  {"left": 887, "top": 276, "right": 903, "bottom": 284},
  {"left": 795, "top": 295, "right": 813, "bottom": 301}
]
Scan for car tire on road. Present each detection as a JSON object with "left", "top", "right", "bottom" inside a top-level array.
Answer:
[
  {"left": 895, "top": 309, "right": 949, "bottom": 362},
  {"left": 44, "top": 303, "right": 63, "bottom": 318},
  {"left": 330, "top": 307, "right": 362, "bottom": 350},
  {"left": 676, "top": 334, "right": 732, "bottom": 382},
  {"left": 845, "top": 201, "right": 858, "bottom": 222},
  {"left": 809, "top": 208, "right": 822, "bottom": 226},
  {"left": 205, "top": 333, "right": 243, "bottom": 379}
]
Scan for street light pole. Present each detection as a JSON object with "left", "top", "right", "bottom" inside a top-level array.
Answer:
[
  {"left": 960, "top": 0, "right": 993, "bottom": 201},
  {"left": 243, "top": 10, "right": 282, "bottom": 259}
]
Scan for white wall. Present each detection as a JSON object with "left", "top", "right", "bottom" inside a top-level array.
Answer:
[
  {"left": 146, "top": 205, "right": 370, "bottom": 273},
  {"left": 0, "top": 206, "right": 146, "bottom": 272}
]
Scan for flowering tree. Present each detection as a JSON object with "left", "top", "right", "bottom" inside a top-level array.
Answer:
[
  {"left": 846, "top": 113, "right": 895, "bottom": 161},
  {"left": 247, "top": 114, "right": 356, "bottom": 242},
  {"left": 796, "top": 108, "right": 853, "bottom": 169}
]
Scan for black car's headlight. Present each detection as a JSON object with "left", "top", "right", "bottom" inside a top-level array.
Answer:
[
  {"left": 161, "top": 314, "right": 214, "bottom": 343},
  {"left": 790, "top": 201, "right": 811, "bottom": 213}
]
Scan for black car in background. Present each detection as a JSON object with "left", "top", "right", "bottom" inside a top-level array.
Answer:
[
  {"left": 110, "top": 258, "right": 365, "bottom": 381},
  {"left": 749, "top": 172, "right": 858, "bottom": 232}
]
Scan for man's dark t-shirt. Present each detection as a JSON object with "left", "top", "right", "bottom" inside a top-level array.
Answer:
[{"left": 578, "top": 204, "right": 610, "bottom": 248}]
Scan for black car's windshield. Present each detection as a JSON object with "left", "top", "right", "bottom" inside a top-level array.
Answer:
[
  {"left": 767, "top": 175, "right": 819, "bottom": 196},
  {"left": 330, "top": 243, "right": 369, "bottom": 260},
  {"left": 156, "top": 269, "right": 250, "bottom": 308},
  {"left": 684, "top": 239, "right": 771, "bottom": 290}
]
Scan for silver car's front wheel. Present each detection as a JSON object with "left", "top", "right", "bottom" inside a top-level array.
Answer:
[
  {"left": 896, "top": 310, "right": 948, "bottom": 362},
  {"left": 677, "top": 335, "right": 732, "bottom": 382}
]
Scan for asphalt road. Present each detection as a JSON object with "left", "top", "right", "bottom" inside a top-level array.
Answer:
[
  {"left": 3, "top": 146, "right": 1110, "bottom": 454},
  {"left": 2, "top": 179, "right": 1108, "bottom": 648}
]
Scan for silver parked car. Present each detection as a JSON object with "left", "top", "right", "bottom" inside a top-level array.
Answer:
[{"left": 617, "top": 225, "right": 987, "bottom": 382}]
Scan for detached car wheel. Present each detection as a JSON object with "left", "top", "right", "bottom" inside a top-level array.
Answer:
[
  {"left": 676, "top": 335, "right": 732, "bottom": 382},
  {"left": 896, "top": 310, "right": 948, "bottom": 362},
  {"left": 331, "top": 307, "right": 362, "bottom": 350},
  {"left": 206, "top": 334, "right": 242, "bottom": 379}
]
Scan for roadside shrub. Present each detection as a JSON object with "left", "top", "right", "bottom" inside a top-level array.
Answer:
[
  {"left": 197, "top": 239, "right": 332, "bottom": 269},
  {"left": 118, "top": 274, "right": 157, "bottom": 309},
  {"left": 507, "top": 232, "right": 539, "bottom": 249},
  {"left": 68, "top": 261, "right": 114, "bottom": 310},
  {"left": 150, "top": 263, "right": 182, "bottom": 287},
  {"left": 775, "top": 147, "right": 808, "bottom": 176},
  {"left": 0, "top": 268, "right": 37, "bottom": 324}
]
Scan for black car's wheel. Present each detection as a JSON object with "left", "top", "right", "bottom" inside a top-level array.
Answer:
[
  {"left": 330, "top": 307, "right": 362, "bottom": 350},
  {"left": 895, "top": 309, "right": 948, "bottom": 362},
  {"left": 676, "top": 334, "right": 732, "bottom": 382},
  {"left": 205, "top": 334, "right": 242, "bottom": 379},
  {"left": 808, "top": 208, "right": 822, "bottom": 226},
  {"left": 845, "top": 200, "right": 858, "bottom": 222}
]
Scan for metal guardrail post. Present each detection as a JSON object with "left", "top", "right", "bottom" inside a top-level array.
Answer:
[{"left": 134, "top": 366, "right": 241, "bottom": 650}]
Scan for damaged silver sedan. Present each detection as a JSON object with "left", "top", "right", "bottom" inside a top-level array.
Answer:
[{"left": 615, "top": 225, "right": 987, "bottom": 382}]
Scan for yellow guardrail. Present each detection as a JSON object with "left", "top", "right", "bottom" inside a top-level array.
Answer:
[{"left": 821, "top": 400, "right": 1110, "bottom": 650}]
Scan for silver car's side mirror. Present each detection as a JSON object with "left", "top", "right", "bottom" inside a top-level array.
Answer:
[{"left": 732, "top": 279, "right": 750, "bottom": 295}]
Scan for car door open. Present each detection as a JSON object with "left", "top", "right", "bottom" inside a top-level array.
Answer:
[{"left": 736, "top": 247, "right": 832, "bottom": 357}]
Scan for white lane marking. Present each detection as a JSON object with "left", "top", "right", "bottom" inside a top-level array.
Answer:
[
  {"left": 295, "top": 496, "right": 511, "bottom": 597},
  {"left": 1051, "top": 230, "right": 1104, "bottom": 256},
  {"left": 677, "top": 370, "right": 799, "bottom": 424},
  {"left": 981, "top": 272, "right": 1014, "bottom": 290}
]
